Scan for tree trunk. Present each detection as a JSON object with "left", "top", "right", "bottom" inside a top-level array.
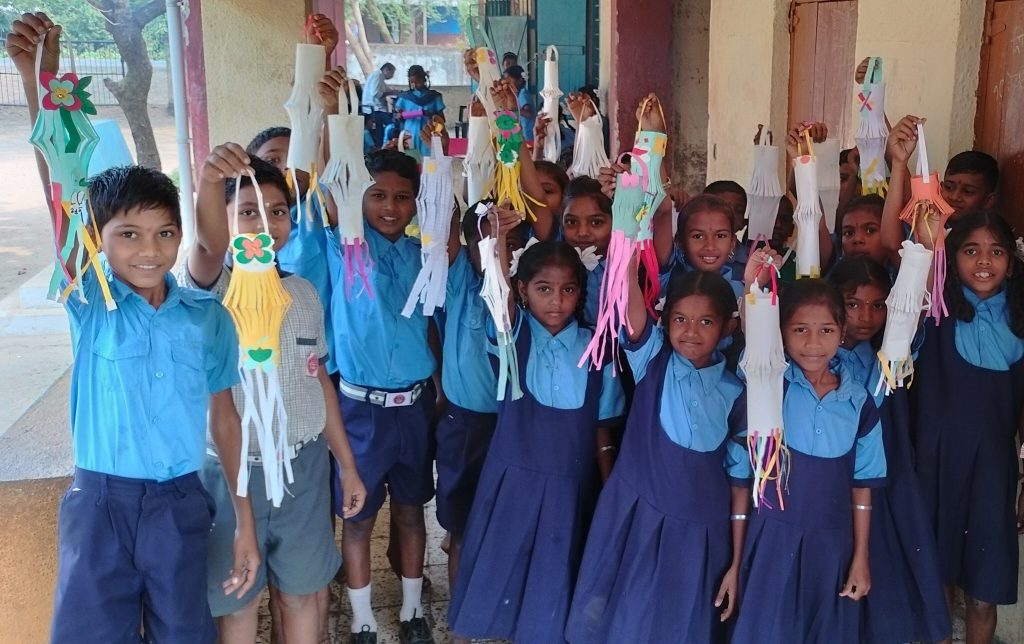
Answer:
[
  {"left": 344, "top": 20, "right": 374, "bottom": 75},
  {"left": 87, "top": 0, "right": 165, "bottom": 170},
  {"left": 362, "top": 0, "right": 396, "bottom": 45}
]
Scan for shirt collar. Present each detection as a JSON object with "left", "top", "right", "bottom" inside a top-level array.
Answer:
[
  {"left": 837, "top": 341, "right": 874, "bottom": 372},
  {"left": 527, "top": 313, "right": 577, "bottom": 351},
  {"left": 366, "top": 225, "right": 417, "bottom": 262},
  {"left": 670, "top": 350, "right": 727, "bottom": 394},
  {"left": 963, "top": 284, "right": 1007, "bottom": 312},
  {"left": 784, "top": 356, "right": 859, "bottom": 401},
  {"left": 106, "top": 265, "right": 186, "bottom": 308}
]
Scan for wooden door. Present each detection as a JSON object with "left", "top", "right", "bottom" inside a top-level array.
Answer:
[
  {"left": 975, "top": 0, "right": 1024, "bottom": 231},
  {"left": 787, "top": 0, "right": 858, "bottom": 145},
  {"left": 535, "top": 0, "right": 589, "bottom": 92},
  {"left": 312, "top": 0, "right": 345, "bottom": 67}
]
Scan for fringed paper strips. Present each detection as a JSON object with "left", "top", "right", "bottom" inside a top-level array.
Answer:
[
  {"left": 792, "top": 133, "right": 823, "bottom": 278},
  {"left": 403, "top": 133, "right": 454, "bottom": 317},
  {"left": 568, "top": 102, "right": 610, "bottom": 180},
  {"left": 746, "top": 126, "right": 784, "bottom": 241},
  {"left": 579, "top": 97, "right": 668, "bottom": 371},
  {"left": 855, "top": 57, "right": 889, "bottom": 196},
  {"left": 741, "top": 268, "right": 790, "bottom": 510},
  {"left": 875, "top": 240, "right": 932, "bottom": 396},
  {"left": 28, "top": 38, "right": 112, "bottom": 309},
  {"left": 816, "top": 138, "right": 842, "bottom": 233},
  {"left": 473, "top": 48, "right": 502, "bottom": 120},
  {"left": 465, "top": 114, "right": 495, "bottom": 205},
  {"left": 898, "top": 122, "right": 953, "bottom": 324},
  {"left": 223, "top": 174, "right": 294, "bottom": 507},
  {"left": 540, "top": 45, "right": 563, "bottom": 164},
  {"left": 284, "top": 37, "right": 328, "bottom": 227},
  {"left": 323, "top": 79, "right": 375, "bottom": 298},
  {"left": 492, "top": 109, "right": 543, "bottom": 221},
  {"left": 476, "top": 204, "right": 523, "bottom": 401}
]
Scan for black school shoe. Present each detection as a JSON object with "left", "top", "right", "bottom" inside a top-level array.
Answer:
[
  {"left": 350, "top": 625, "right": 376, "bottom": 644},
  {"left": 399, "top": 613, "right": 434, "bottom": 644}
]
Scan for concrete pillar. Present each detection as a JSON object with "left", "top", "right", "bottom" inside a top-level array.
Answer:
[
  {"left": 853, "top": 0, "right": 986, "bottom": 178},
  {"left": 706, "top": 0, "right": 791, "bottom": 186},
  {"left": 200, "top": 0, "right": 308, "bottom": 147},
  {"left": 672, "top": 0, "right": 711, "bottom": 194},
  {"left": 607, "top": 0, "right": 675, "bottom": 155}
]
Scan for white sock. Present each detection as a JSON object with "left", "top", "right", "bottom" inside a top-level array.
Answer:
[
  {"left": 347, "top": 584, "right": 377, "bottom": 633},
  {"left": 400, "top": 576, "right": 424, "bottom": 621}
]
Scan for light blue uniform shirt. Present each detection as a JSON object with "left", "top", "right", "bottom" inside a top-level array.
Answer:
[
  {"left": 782, "top": 359, "right": 887, "bottom": 485},
  {"left": 327, "top": 225, "right": 436, "bottom": 389},
  {"left": 955, "top": 287, "right": 1024, "bottom": 370},
  {"left": 518, "top": 86, "right": 535, "bottom": 143},
  {"left": 584, "top": 259, "right": 605, "bottom": 327},
  {"left": 623, "top": 323, "right": 751, "bottom": 480},
  {"left": 836, "top": 341, "right": 881, "bottom": 406},
  {"left": 442, "top": 251, "right": 497, "bottom": 413},
  {"left": 278, "top": 192, "right": 334, "bottom": 372},
  {"left": 66, "top": 268, "right": 239, "bottom": 481},
  {"left": 660, "top": 248, "right": 744, "bottom": 298},
  {"left": 491, "top": 313, "right": 626, "bottom": 422}
]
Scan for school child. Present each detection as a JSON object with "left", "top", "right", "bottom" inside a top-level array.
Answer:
[
  {"left": 322, "top": 148, "right": 439, "bottom": 644},
  {"left": 435, "top": 202, "right": 529, "bottom": 588},
  {"left": 448, "top": 232, "right": 626, "bottom": 643},
  {"left": 881, "top": 115, "right": 1000, "bottom": 254},
  {"left": 731, "top": 264, "right": 887, "bottom": 644},
  {"left": 534, "top": 159, "right": 569, "bottom": 219},
  {"left": 561, "top": 176, "right": 613, "bottom": 325},
  {"left": 180, "top": 149, "right": 367, "bottom": 642},
  {"left": 909, "top": 211, "right": 1024, "bottom": 642},
  {"left": 838, "top": 147, "right": 862, "bottom": 214},
  {"left": 828, "top": 257, "right": 951, "bottom": 642},
  {"left": 659, "top": 195, "right": 745, "bottom": 297},
  {"left": 766, "top": 195, "right": 799, "bottom": 283},
  {"left": 705, "top": 180, "right": 750, "bottom": 276},
  {"left": 566, "top": 266, "right": 750, "bottom": 643},
  {"left": 246, "top": 124, "right": 335, "bottom": 372},
  {"left": 393, "top": 65, "right": 445, "bottom": 157},
  {"left": 838, "top": 194, "right": 891, "bottom": 266},
  {"left": 504, "top": 64, "right": 535, "bottom": 143},
  {"left": 5, "top": 14, "right": 258, "bottom": 642}
]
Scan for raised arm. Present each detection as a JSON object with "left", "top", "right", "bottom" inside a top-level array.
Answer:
[
  {"left": 881, "top": 115, "right": 921, "bottom": 255},
  {"left": 189, "top": 143, "right": 252, "bottom": 287},
  {"left": 625, "top": 249, "right": 648, "bottom": 342}
]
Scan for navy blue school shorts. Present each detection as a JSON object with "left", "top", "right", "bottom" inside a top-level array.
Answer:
[
  {"left": 334, "top": 388, "right": 436, "bottom": 522},
  {"left": 51, "top": 468, "right": 216, "bottom": 644},
  {"left": 202, "top": 437, "right": 341, "bottom": 617},
  {"left": 434, "top": 405, "right": 498, "bottom": 534}
]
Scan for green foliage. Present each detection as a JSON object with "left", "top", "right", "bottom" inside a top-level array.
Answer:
[{"left": 1, "top": 0, "right": 168, "bottom": 60}]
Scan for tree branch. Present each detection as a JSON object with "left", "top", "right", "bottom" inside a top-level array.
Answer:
[{"left": 133, "top": 0, "right": 167, "bottom": 27}]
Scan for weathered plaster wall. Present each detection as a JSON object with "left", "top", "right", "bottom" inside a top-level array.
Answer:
[
  {"left": 672, "top": 0, "right": 711, "bottom": 194},
  {"left": 201, "top": 0, "right": 307, "bottom": 147}
]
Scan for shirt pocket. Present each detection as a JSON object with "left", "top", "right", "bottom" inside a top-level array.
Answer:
[
  {"left": 296, "top": 337, "right": 320, "bottom": 376},
  {"left": 170, "top": 342, "right": 208, "bottom": 400}
]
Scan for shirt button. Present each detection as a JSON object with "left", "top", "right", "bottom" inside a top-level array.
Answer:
[
  {"left": 691, "top": 401, "right": 698, "bottom": 407},
  {"left": 816, "top": 405, "right": 822, "bottom": 411},
  {"left": 553, "top": 385, "right": 560, "bottom": 391},
  {"left": 151, "top": 417, "right": 159, "bottom": 425},
  {"left": 155, "top": 371, "right": 164, "bottom": 379},
  {"left": 154, "top": 461, "right": 165, "bottom": 470},
  {"left": 815, "top": 428, "right": 822, "bottom": 434}
]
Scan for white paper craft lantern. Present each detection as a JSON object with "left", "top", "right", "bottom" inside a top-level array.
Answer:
[
  {"left": 540, "top": 45, "right": 563, "bottom": 164},
  {"left": 875, "top": 240, "right": 933, "bottom": 396},
  {"left": 284, "top": 43, "right": 327, "bottom": 224},
  {"left": 746, "top": 128, "right": 784, "bottom": 241}
]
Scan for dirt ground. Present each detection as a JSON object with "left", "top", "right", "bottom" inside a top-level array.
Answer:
[{"left": 0, "top": 99, "right": 178, "bottom": 300}]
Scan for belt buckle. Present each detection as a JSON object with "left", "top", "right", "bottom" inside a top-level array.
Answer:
[{"left": 384, "top": 390, "right": 414, "bottom": 408}]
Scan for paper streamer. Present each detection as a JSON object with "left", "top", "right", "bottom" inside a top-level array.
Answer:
[
  {"left": 28, "top": 37, "right": 114, "bottom": 309},
  {"left": 476, "top": 204, "right": 523, "bottom": 400},
  {"left": 816, "top": 138, "right": 841, "bottom": 233},
  {"left": 854, "top": 57, "right": 890, "bottom": 196},
  {"left": 223, "top": 173, "right": 294, "bottom": 507},
  {"left": 792, "top": 136, "right": 823, "bottom": 278},
  {"left": 568, "top": 107, "right": 610, "bottom": 180},
  {"left": 284, "top": 42, "right": 327, "bottom": 227},
  {"left": 402, "top": 135, "right": 454, "bottom": 317},
  {"left": 746, "top": 129, "right": 784, "bottom": 240},
  {"left": 465, "top": 114, "right": 495, "bottom": 205},
  {"left": 875, "top": 240, "right": 932, "bottom": 396},
  {"left": 540, "top": 45, "right": 563, "bottom": 164},
  {"left": 323, "top": 80, "right": 375, "bottom": 298},
  {"left": 898, "top": 122, "right": 954, "bottom": 325},
  {"left": 741, "top": 272, "right": 790, "bottom": 509}
]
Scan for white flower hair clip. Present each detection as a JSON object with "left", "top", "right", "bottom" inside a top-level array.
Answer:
[
  {"left": 1016, "top": 236, "right": 1024, "bottom": 262},
  {"left": 509, "top": 237, "right": 541, "bottom": 276},
  {"left": 576, "top": 245, "right": 602, "bottom": 272}
]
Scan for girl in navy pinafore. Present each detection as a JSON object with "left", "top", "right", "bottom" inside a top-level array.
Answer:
[
  {"left": 448, "top": 238, "right": 624, "bottom": 643},
  {"left": 829, "top": 256, "right": 950, "bottom": 642},
  {"left": 910, "top": 212, "right": 1024, "bottom": 640},
  {"left": 731, "top": 275, "right": 887, "bottom": 644},
  {"left": 566, "top": 268, "right": 750, "bottom": 644}
]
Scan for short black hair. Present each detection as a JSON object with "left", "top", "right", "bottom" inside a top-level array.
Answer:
[
  {"left": 828, "top": 255, "right": 891, "bottom": 298},
  {"left": 381, "top": 62, "right": 395, "bottom": 72},
  {"left": 704, "top": 180, "right": 747, "bottom": 201},
  {"left": 564, "top": 176, "right": 611, "bottom": 216},
  {"left": 502, "top": 51, "right": 518, "bottom": 63},
  {"left": 224, "top": 156, "right": 293, "bottom": 207},
  {"left": 675, "top": 194, "right": 734, "bottom": 238},
  {"left": 534, "top": 160, "right": 569, "bottom": 193},
  {"left": 780, "top": 279, "right": 846, "bottom": 329},
  {"left": 945, "top": 151, "right": 999, "bottom": 193},
  {"left": 407, "top": 64, "right": 428, "bottom": 81},
  {"left": 504, "top": 65, "right": 525, "bottom": 83},
  {"left": 661, "top": 269, "right": 738, "bottom": 329},
  {"left": 246, "top": 126, "right": 291, "bottom": 155},
  {"left": 513, "top": 240, "right": 587, "bottom": 322},
  {"left": 88, "top": 165, "right": 181, "bottom": 233},
  {"left": 578, "top": 85, "right": 600, "bottom": 110},
  {"left": 839, "top": 148, "right": 855, "bottom": 165},
  {"left": 365, "top": 148, "right": 420, "bottom": 193},
  {"left": 838, "top": 194, "right": 884, "bottom": 229},
  {"left": 461, "top": 199, "right": 530, "bottom": 245}
]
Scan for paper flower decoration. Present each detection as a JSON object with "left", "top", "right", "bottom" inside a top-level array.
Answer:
[
  {"left": 233, "top": 233, "right": 274, "bottom": 264},
  {"left": 576, "top": 245, "right": 602, "bottom": 272},
  {"left": 509, "top": 237, "right": 540, "bottom": 277}
]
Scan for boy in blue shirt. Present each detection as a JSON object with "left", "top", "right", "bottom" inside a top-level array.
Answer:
[{"left": 5, "top": 13, "right": 259, "bottom": 643}]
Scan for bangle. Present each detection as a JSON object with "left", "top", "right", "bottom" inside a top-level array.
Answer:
[
  {"left": 597, "top": 445, "right": 616, "bottom": 455},
  {"left": 853, "top": 504, "right": 872, "bottom": 511},
  {"left": 730, "top": 514, "right": 748, "bottom": 521}
]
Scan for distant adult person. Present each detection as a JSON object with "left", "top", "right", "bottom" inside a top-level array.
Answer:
[
  {"left": 362, "top": 62, "right": 397, "bottom": 148},
  {"left": 393, "top": 65, "right": 445, "bottom": 156},
  {"left": 502, "top": 51, "right": 518, "bottom": 71},
  {"left": 503, "top": 65, "right": 534, "bottom": 143}
]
